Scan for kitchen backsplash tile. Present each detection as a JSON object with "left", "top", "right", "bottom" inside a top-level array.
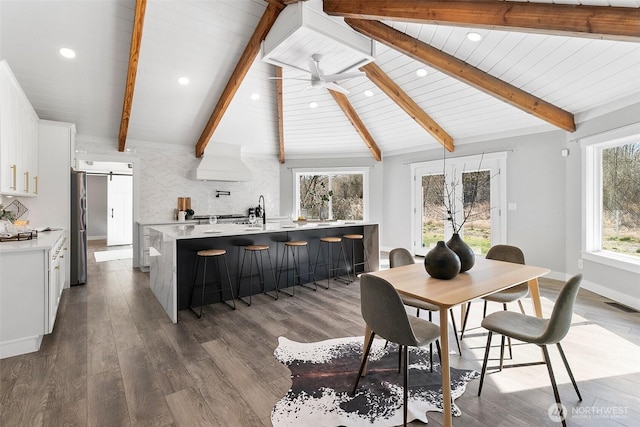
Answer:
[{"left": 75, "top": 140, "right": 280, "bottom": 223}]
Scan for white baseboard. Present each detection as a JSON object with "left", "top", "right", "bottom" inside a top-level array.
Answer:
[
  {"left": 581, "top": 279, "right": 640, "bottom": 311},
  {"left": 0, "top": 334, "right": 43, "bottom": 359},
  {"left": 88, "top": 235, "right": 107, "bottom": 241}
]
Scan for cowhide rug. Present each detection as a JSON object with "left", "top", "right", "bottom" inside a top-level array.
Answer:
[{"left": 271, "top": 336, "right": 479, "bottom": 426}]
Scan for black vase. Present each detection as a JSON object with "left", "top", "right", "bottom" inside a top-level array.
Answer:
[
  {"left": 424, "top": 241, "right": 461, "bottom": 280},
  {"left": 446, "top": 233, "right": 475, "bottom": 273}
]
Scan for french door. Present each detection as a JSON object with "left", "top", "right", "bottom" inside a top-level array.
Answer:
[{"left": 411, "top": 153, "right": 507, "bottom": 256}]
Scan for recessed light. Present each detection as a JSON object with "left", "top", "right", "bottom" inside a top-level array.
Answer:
[
  {"left": 177, "top": 76, "right": 189, "bottom": 85},
  {"left": 467, "top": 32, "right": 482, "bottom": 42},
  {"left": 59, "top": 48, "right": 76, "bottom": 59},
  {"left": 364, "top": 90, "right": 374, "bottom": 97},
  {"left": 250, "top": 93, "right": 260, "bottom": 100},
  {"left": 309, "top": 102, "right": 318, "bottom": 108},
  {"left": 416, "top": 68, "right": 428, "bottom": 77}
]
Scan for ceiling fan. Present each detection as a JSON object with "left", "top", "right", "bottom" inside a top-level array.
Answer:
[{"left": 270, "top": 54, "right": 365, "bottom": 94}]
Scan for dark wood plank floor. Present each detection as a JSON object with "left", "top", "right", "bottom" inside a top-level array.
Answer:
[{"left": 1, "top": 244, "right": 639, "bottom": 426}]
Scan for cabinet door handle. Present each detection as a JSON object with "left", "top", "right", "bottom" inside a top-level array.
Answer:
[
  {"left": 10, "top": 165, "right": 16, "bottom": 190},
  {"left": 24, "top": 171, "right": 29, "bottom": 193},
  {"left": 111, "top": 208, "right": 114, "bottom": 218},
  {"left": 33, "top": 176, "right": 38, "bottom": 195}
]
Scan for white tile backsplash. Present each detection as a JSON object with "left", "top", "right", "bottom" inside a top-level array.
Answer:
[{"left": 75, "top": 140, "right": 280, "bottom": 223}]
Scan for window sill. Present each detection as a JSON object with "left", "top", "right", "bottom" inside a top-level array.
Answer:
[{"left": 582, "top": 251, "right": 640, "bottom": 274}]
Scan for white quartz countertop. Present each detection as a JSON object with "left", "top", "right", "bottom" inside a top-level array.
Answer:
[
  {"left": 138, "top": 220, "right": 199, "bottom": 226},
  {"left": 0, "top": 229, "right": 65, "bottom": 253},
  {"left": 149, "top": 221, "right": 373, "bottom": 241}
]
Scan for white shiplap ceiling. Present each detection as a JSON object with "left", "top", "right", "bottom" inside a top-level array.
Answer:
[{"left": 1, "top": 0, "right": 639, "bottom": 160}]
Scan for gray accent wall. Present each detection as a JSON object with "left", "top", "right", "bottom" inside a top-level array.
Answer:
[
  {"left": 279, "top": 157, "right": 384, "bottom": 227},
  {"left": 380, "top": 102, "right": 639, "bottom": 309},
  {"left": 564, "top": 103, "right": 640, "bottom": 308},
  {"left": 381, "top": 131, "right": 567, "bottom": 274}
]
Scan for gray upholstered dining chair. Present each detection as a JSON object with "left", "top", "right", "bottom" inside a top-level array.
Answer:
[
  {"left": 389, "top": 248, "right": 462, "bottom": 355},
  {"left": 352, "top": 273, "right": 442, "bottom": 427},
  {"left": 460, "top": 244, "right": 528, "bottom": 358},
  {"left": 478, "top": 274, "right": 583, "bottom": 427}
]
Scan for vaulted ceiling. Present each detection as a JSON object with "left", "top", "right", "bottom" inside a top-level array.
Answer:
[{"left": 1, "top": 0, "right": 639, "bottom": 162}]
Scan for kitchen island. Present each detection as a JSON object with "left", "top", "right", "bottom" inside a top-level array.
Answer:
[{"left": 148, "top": 221, "right": 379, "bottom": 322}]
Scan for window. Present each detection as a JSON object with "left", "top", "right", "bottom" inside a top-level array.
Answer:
[
  {"left": 583, "top": 126, "right": 640, "bottom": 266},
  {"left": 411, "top": 153, "right": 507, "bottom": 256},
  {"left": 294, "top": 169, "right": 368, "bottom": 221}
]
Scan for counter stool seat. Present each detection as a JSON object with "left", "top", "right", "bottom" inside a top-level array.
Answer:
[
  {"left": 278, "top": 240, "right": 317, "bottom": 296},
  {"left": 314, "top": 236, "right": 351, "bottom": 288},
  {"left": 189, "top": 248, "right": 235, "bottom": 318},
  {"left": 344, "top": 234, "right": 370, "bottom": 282},
  {"left": 237, "top": 244, "right": 277, "bottom": 306}
]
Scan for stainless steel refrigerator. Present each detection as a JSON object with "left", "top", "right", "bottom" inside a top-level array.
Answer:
[{"left": 70, "top": 171, "right": 87, "bottom": 285}]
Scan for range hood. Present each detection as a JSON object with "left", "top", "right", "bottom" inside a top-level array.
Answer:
[{"left": 195, "top": 143, "right": 252, "bottom": 182}]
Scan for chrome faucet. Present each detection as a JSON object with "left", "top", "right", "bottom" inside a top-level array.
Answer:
[{"left": 258, "top": 195, "right": 266, "bottom": 225}]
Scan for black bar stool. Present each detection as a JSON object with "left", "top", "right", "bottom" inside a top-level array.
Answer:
[
  {"left": 189, "top": 249, "right": 235, "bottom": 318},
  {"left": 344, "top": 234, "right": 370, "bottom": 282},
  {"left": 278, "top": 240, "right": 317, "bottom": 296},
  {"left": 237, "top": 244, "right": 278, "bottom": 306},
  {"left": 313, "top": 236, "right": 351, "bottom": 288}
]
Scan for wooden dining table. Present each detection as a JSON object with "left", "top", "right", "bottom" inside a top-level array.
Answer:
[{"left": 365, "top": 257, "right": 550, "bottom": 427}]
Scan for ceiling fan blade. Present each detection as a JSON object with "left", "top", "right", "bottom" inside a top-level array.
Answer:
[
  {"left": 325, "top": 82, "right": 349, "bottom": 95},
  {"left": 308, "top": 58, "right": 322, "bottom": 80},
  {"left": 268, "top": 76, "right": 310, "bottom": 81},
  {"left": 322, "top": 71, "right": 366, "bottom": 82}
]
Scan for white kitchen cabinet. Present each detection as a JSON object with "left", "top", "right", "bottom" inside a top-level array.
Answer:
[
  {"left": 47, "top": 234, "right": 67, "bottom": 333},
  {"left": 0, "top": 60, "right": 39, "bottom": 197},
  {"left": 23, "top": 121, "right": 76, "bottom": 288},
  {"left": 0, "top": 230, "right": 66, "bottom": 359}
]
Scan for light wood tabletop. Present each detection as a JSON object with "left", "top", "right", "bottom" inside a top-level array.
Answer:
[{"left": 366, "top": 257, "right": 550, "bottom": 427}]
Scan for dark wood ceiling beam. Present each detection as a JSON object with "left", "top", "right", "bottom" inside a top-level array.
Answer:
[
  {"left": 347, "top": 19, "right": 576, "bottom": 132},
  {"left": 328, "top": 90, "right": 382, "bottom": 161},
  {"left": 118, "top": 0, "right": 147, "bottom": 152},
  {"left": 276, "top": 67, "right": 285, "bottom": 163},
  {"left": 361, "top": 62, "right": 454, "bottom": 151},
  {"left": 325, "top": 0, "right": 640, "bottom": 42},
  {"left": 195, "top": 2, "right": 285, "bottom": 158}
]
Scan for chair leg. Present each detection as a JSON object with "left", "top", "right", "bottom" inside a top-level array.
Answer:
[
  {"left": 460, "top": 301, "right": 471, "bottom": 339},
  {"left": 517, "top": 299, "right": 526, "bottom": 315},
  {"left": 352, "top": 331, "right": 375, "bottom": 396},
  {"left": 503, "top": 303, "right": 513, "bottom": 359},
  {"left": 557, "top": 343, "right": 582, "bottom": 401},
  {"left": 499, "top": 335, "right": 506, "bottom": 371},
  {"left": 541, "top": 345, "right": 568, "bottom": 427},
  {"left": 403, "top": 344, "right": 409, "bottom": 427},
  {"left": 449, "top": 309, "right": 462, "bottom": 355},
  {"left": 435, "top": 340, "right": 442, "bottom": 365},
  {"left": 483, "top": 300, "right": 488, "bottom": 318},
  {"left": 478, "top": 331, "right": 493, "bottom": 396},
  {"left": 398, "top": 344, "right": 402, "bottom": 373}
]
